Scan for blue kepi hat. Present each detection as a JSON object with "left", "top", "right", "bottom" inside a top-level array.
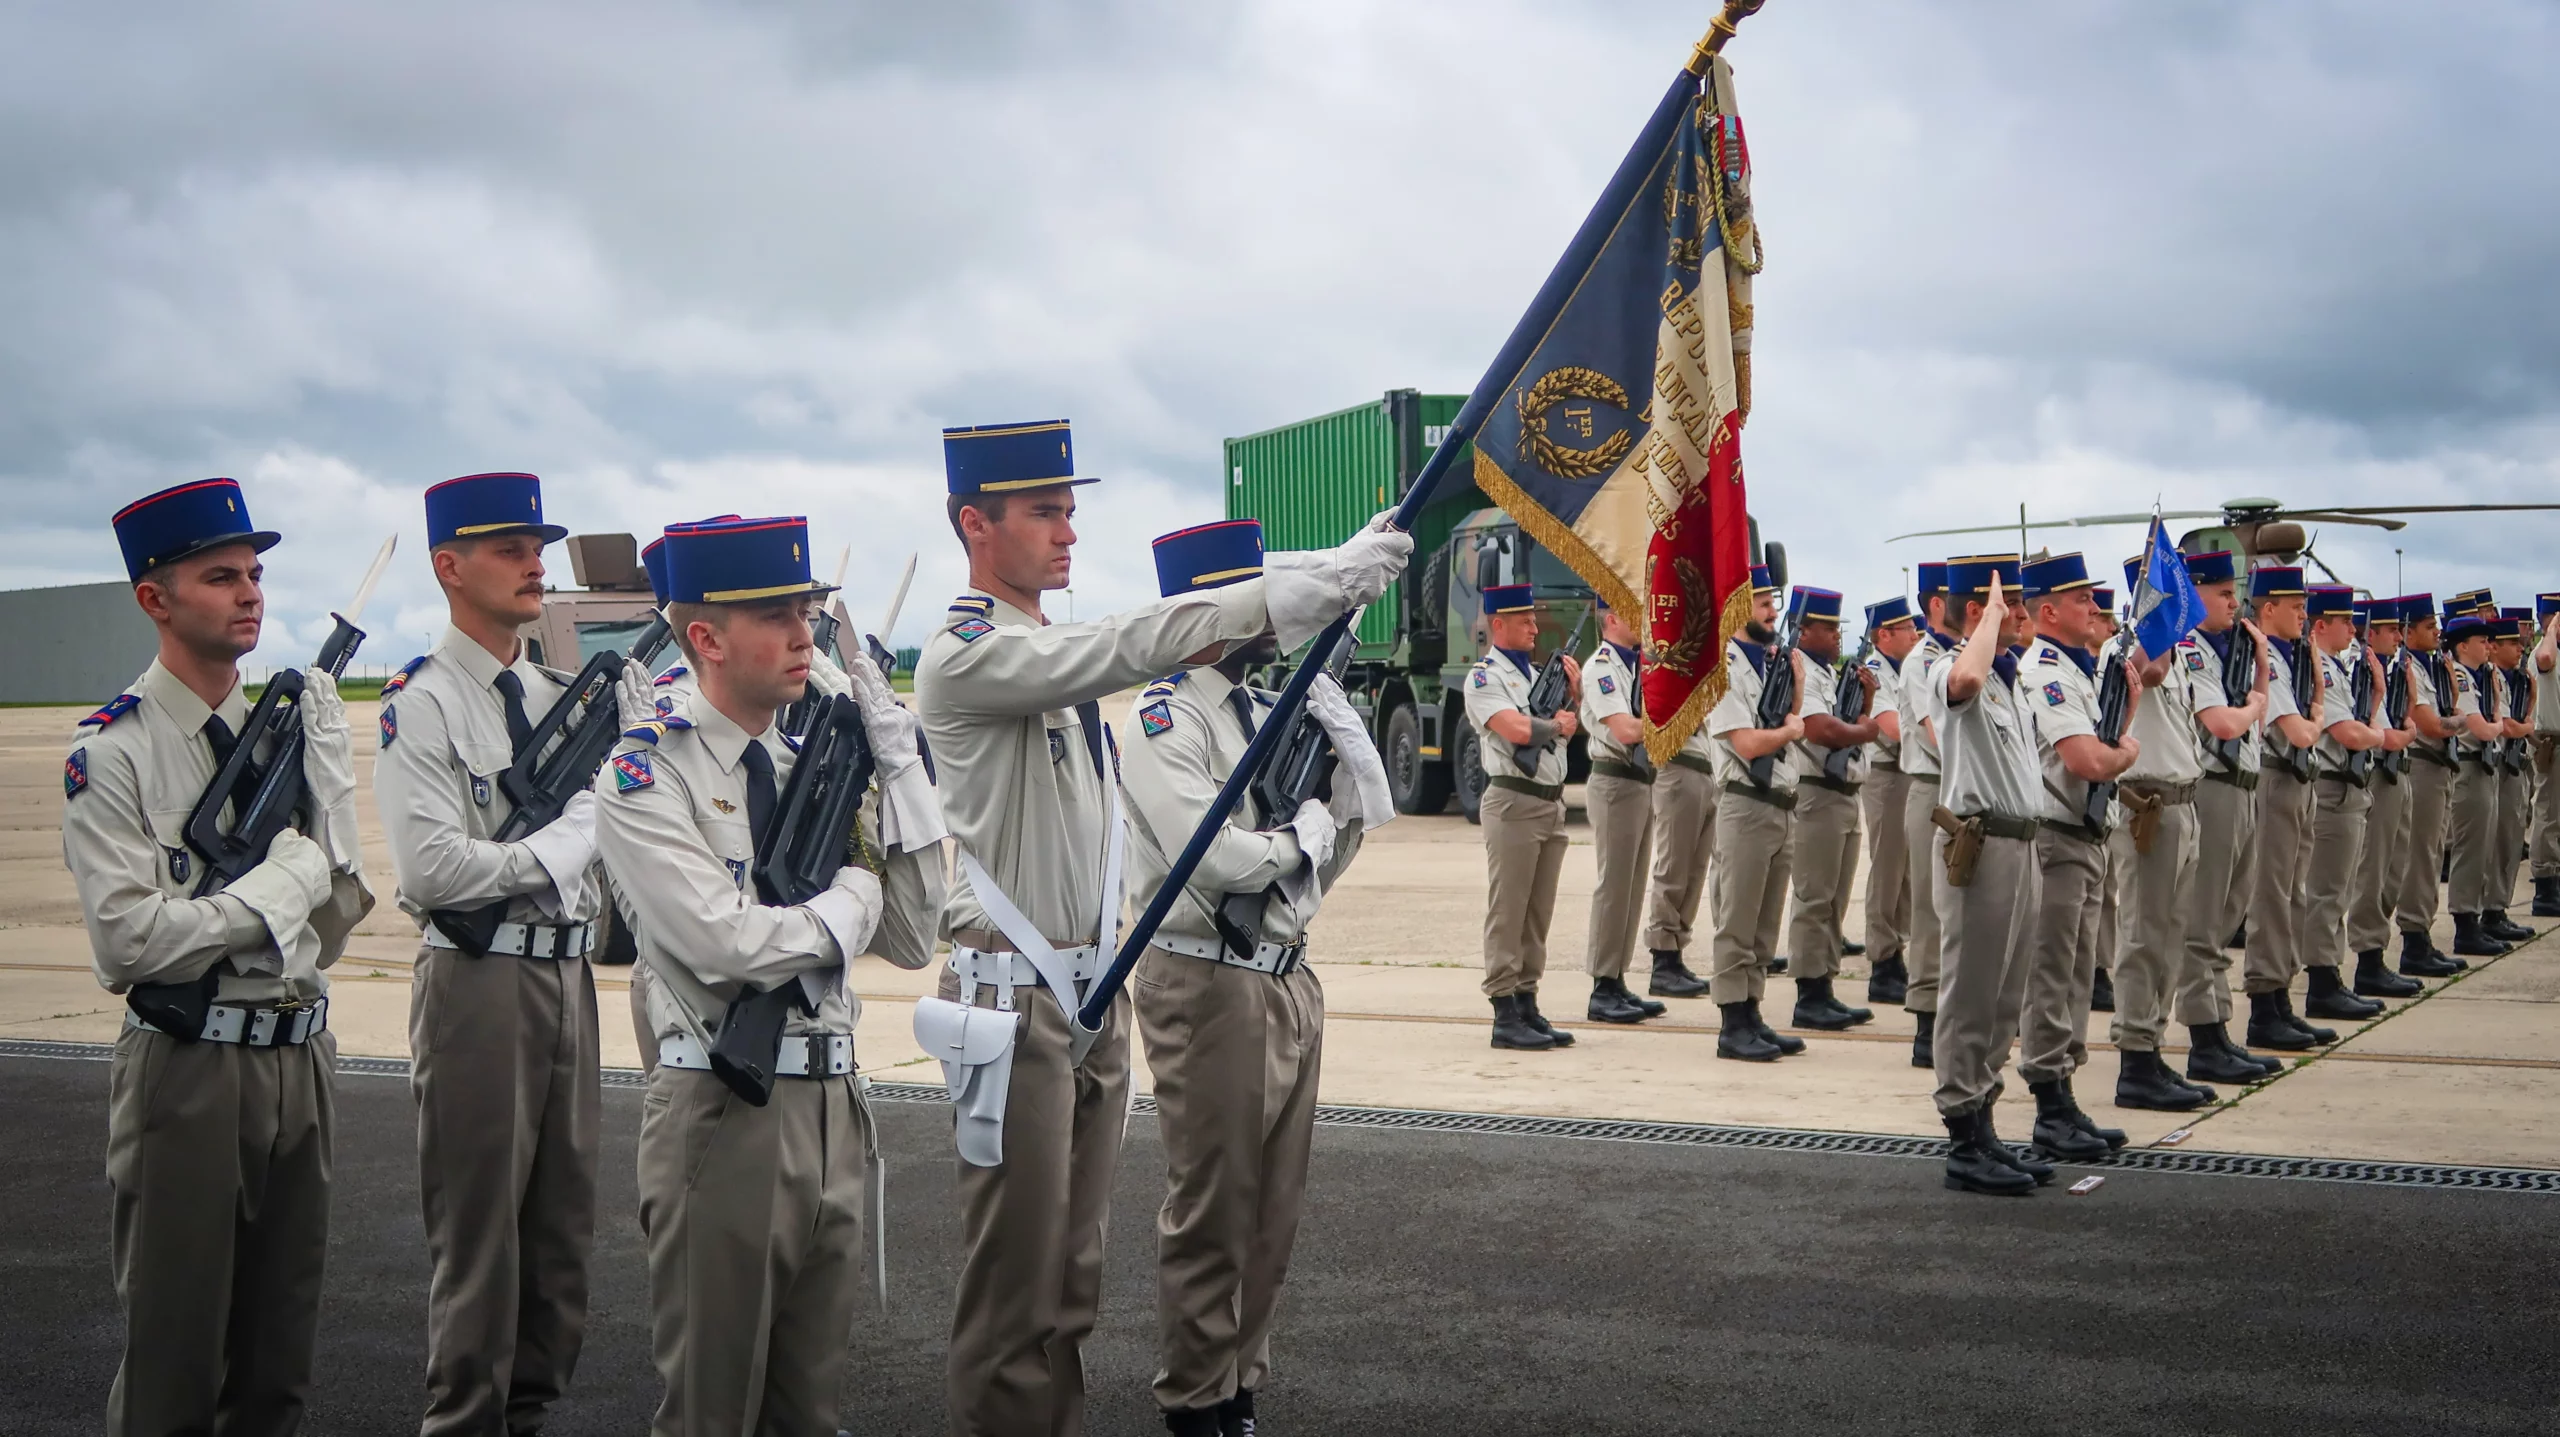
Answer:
[
  {"left": 112, "top": 478, "right": 281, "bottom": 582},
  {"left": 1482, "top": 584, "right": 1535, "bottom": 616},
  {"left": 943, "top": 420, "right": 1097, "bottom": 495},
  {"left": 426, "top": 472, "right": 567, "bottom": 547},
  {"left": 663, "top": 517, "right": 838, "bottom": 605},
  {"left": 1153, "top": 520, "right": 1264, "bottom": 597}
]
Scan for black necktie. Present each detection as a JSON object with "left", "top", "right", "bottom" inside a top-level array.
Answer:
[
  {"left": 492, "top": 670, "right": 534, "bottom": 759},
  {"left": 1228, "top": 689, "right": 1258, "bottom": 741},
  {"left": 203, "top": 714, "right": 238, "bottom": 769},
  {"left": 739, "top": 739, "right": 780, "bottom": 904}
]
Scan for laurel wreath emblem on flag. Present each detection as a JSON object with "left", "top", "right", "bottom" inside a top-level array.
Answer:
[{"left": 1517, "top": 367, "right": 1635, "bottom": 480}]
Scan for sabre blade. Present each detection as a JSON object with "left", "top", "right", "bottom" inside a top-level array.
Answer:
[
  {"left": 338, "top": 535, "right": 398, "bottom": 629},
  {"left": 876, "top": 552, "right": 917, "bottom": 643},
  {"left": 829, "top": 543, "right": 851, "bottom": 591}
]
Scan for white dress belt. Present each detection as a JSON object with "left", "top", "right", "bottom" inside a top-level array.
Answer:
[
  {"left": 1151, "top": 931, "right": 1307, "bottom": 976},
  {"left": 660, "top": 1030, "right": 857, "bottom": 1078},
  {"left": 949, "top": 945, "right": 1101, "bottom": 991},
  {"left": 128, "top": 997, "right": 329, "bottom": 1047},
  {"left": 424, "top": 919, "right": 595, "bottom": 959}
]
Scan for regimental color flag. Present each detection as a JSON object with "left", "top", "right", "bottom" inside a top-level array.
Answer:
[
  {"left": 1458, "top": 55, "right": 1763, "bottom": 763},
  {"left": 2131, "top": 517, "right": 2207, "bottom": 661}
]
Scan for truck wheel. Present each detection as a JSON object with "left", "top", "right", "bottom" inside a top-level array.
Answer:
[
  {"left": 1455, "top": 729, "right": 1488, "bottom": 825},
  {"left": 1384, "top": 703, "right": 1452, "bottom": 815}
]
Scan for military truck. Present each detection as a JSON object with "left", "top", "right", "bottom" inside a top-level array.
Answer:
[
  {"left": 1226, "top": 391, "right": 1780, "bottom": 821},
  {"left": 519, "top": 532, "right": 663, "bottom": 670}
]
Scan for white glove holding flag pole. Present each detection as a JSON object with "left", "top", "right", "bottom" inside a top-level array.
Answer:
[
  {"left": 1306, "top": 673, "right": 1396, "bottom": 830},
  {"left": 297, "top": 669, "right": 366, "bottom": 870},
  {"left": 1262, "top": 508, "right": 1414, "bottom": 651}
]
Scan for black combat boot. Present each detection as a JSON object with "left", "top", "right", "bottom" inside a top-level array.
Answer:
[
  {"left": 1586, "top": 976, "right": 1651, "bottom": 1024},
  {"left": 2205, "top": 1022, "right": 2284, "bottom": 1078},
  {"left": 2400, "top": 927, "right": 2465, "bottom": 976},
  {"left": 1942, "top": 1111, "right": 2035, "bottom": 1196},
  {"left": 1489, "top": 995, "right": 1555, "bottom": 1051},
  {"left": 2452, "top": 913, "right": 2510, "bottom": 958},
  {"left": 2028, "top": 1079, "right": 2114, "bottom": 1161},
  {"left": 2277, "top": 991, "right": 2336, "bottom": 1045},
  {"left": 2353, "top": 949, "right": 2423, "bottom": 998},
  {"left": 2089, "top": 965, "right": 2116, "bottom": 1013},
  {"left": 2245, "top": 990, "right": 2309, "bottom": 1051},
  {"left": 1516, "top": 989, "right": 1575, "bottom": 1047},
  {"left": 1647, "top": 948, "right": 1710, "bottom": 998},
  {"left": 1911, "top": 1009, "right": 1936, "bottom": 1069},
  {"left": 1866, "top": 950, "right": 1909, "bottom": 1005},
  {"left": 2484, "top": 909, "right": 2536, "bottom": 943},
  {"left": 1716, "top": 1002, "right": 1782, "bottom": 1061},
  {"left": 2060, "top": 1076, "right": 2128, "bottom": 1150},
  {"left": 1747, "top": 999, "right": 1806, "bottom": 1054},
  {"left": 1976, "top": 1104, "right": 2056, "bottom": 1185},
  {"left": 1164, "top": 1405, "right": 1223, "bottom": 1436},
  {"left": 1840, "top": 938, "right": 1866, "bottom": 957},
  {"left": 1792, "top": 977, "right": 1875, "bottom": 1031},
  {"left": 1769, "top": 953, "right": 1791, "bottom": 975},
  {"left": 2304, "top": 966, "right": 2385, "bottom": 1020},
  {"left": 1216, "top": 1389, "right": 1256, "bottom": 1437},
  {"left": 2117, "top": 1049, "right": 2212, "bottom": 1110},
  {"left": 2185, "top": 1023, "right": 2273, "bottom": 1084},
  {"left": 2535, "top": 876, "right": 2560, "bottom": 919}
]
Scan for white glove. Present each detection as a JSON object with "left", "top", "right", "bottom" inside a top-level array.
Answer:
[
  {"left": 297, "top": 669, "right": 363, "bottom": 867},
  {"left": 806, "top": 644, "right": 853, "bottom": 698},
  {"left": 221, "top": 828, "right": 333, "bottom": 974},
  {"left": 1306, "top": 674, "right": 1395, "bottom": 830},
  {"left": 1261, "top": 514, "right": 1415, "bottom": 651},
  {"left": 615, "top": 656, "right": 658, "bottom": 725},
  {"left": 521, "top": 789, "right": 600, "bottom": 921},
  {"left": 804, "top": 862, "right": 884, "bottom": 978},
  {"left": 840, "top": 646, "right": 921, "bottom": 775},
  {"left": 1287, "top": 797, "right": 1337, "bottom": 873}
]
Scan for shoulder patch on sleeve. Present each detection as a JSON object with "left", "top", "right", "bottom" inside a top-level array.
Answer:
[
  {"left": 379, "top": 703, "right": 398, "bottom": 747},
  {"left": 1597, "top": 673, "right": 1616, "bottom": 695},
  {"left": 652, "top": 664, "right": 688, "bottom": 687},
  {"left": 64, "top": 747, "right": 87, "bottom": 798},
  {"left": 2043, "top": 681, "right": 2067, "bottom": 706},
  {"left": 2183, "top": 646, "right": 2208, "bottom": 671},
  {"left": 80, "top": 693, "right": 140, "bottom": 729},
  {"left": 1471, "top": 667, "right": 1490, "bottom": 689},
  {"left": 611, "top": 751, "right": 655, "bottom": 791},
  {"left": 379, "top": 655, "right": 428, "bottom": 695},
  {"left": 950, "top": 617, "right": 994, "bottom": 643},
  {"left": 1139, "top": 699, "right": 1175, "bottom": 738}
]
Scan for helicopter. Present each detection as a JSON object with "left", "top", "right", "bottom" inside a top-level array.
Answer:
[{"left": 1889, "top": 497, "right": 2560, "bottom": 591}]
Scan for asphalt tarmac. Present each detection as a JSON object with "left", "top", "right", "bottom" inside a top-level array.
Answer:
[{"left": 4, "top": 1051, "right": 2554, "bottom": 1436}]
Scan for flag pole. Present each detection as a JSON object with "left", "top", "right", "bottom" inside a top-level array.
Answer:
[{"left": 1074, "top": 2, "right": 1777, "bottom": 1037}]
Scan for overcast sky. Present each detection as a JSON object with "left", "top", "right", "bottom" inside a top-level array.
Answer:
[{"left": 5, "top": 0, "right": 2556, "bottom": 668}]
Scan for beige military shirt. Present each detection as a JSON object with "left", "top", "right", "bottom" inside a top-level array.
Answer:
[
  {"left": 1927, "top": 644, "right": 2041, "bottom": 822},
  {"left": 2262, "top": 640, "right": 2312, "bottom": 769},
  {"left": 1901, "top": 629, "right": 1952, "bottom": 778},
  {"left": 2186, "top": 628, "right": 2261, "bottom": 774},
  {"left": 1577, "top": 642, "right": 1646, "bottom": 769},
  {"left": 1864, "top": 649, "right": 1904, "bottom": 768},
  {"left": 593, "top": 697, "right": 943, "bottom": 1048},
  {"left": 61, "top": 659, "right": 371, "bottom": 1003},
  {"left": 1120, "top": 668, "right": 1364, "bottom": 948},
  {"left": 916, "top": 583, "right": 1272, "bottom": 948},
  {"left": 373, "top": 624, "right": 598, "bottom": 929},
  {"left": 2124, "top": 638, "right": 2203, "bottom": 783},
  {"left": 1707, "top": 638, "right": 1798, "bottom": 792},
  {"left": 2021, "top": 637, "right": 2106, "bottom": 824},
  {"left": 2313, "top": 645, "right": 2363, "bottom": 774},
  {"left": 1464, "top": 647, "right": 1569, "bottom": 786},
  {"left": 1791, "top": 653, "right": 1868, "bottom": 783},
  {"left": 2535, "top": 645, "right": 2560, "bottom": 732}
]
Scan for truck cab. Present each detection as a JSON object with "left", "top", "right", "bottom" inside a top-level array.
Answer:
[{"left": 519, "top": 533, "right": 661, "bottom": 671}]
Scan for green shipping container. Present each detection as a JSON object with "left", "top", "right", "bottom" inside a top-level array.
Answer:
[{"left": 1223, "top": 390, "right": 1477, "bottom": 657}]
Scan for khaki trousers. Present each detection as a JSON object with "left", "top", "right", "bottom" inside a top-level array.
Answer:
[
  {"left": 2534, "top": 738, "right": 2560, "bottom": 877},
  {"left": 1930, "top": 832, "right": 2039, "bottom": 1116},
  {"left": 1901, "top": 777, "right": 1948, "bottom": 1014},
  {"left": 2304, "top": 778, "right": 2372, "bottom": 973},
  {"left": 1862, "top": 768, "right": 1913, "bottom": 960},
  {"left": 106, "top": 1025, "right": 334, "bottom": 1437},
  {"left": 1479, "top": 785, "right": 1569, "bottom": 998},
  {"left": 1708, "top": 790, "right": 1793, "bottom": 1005},
  {"left": 2020, "top": 827, "right": 2105, "bottom": 1083},
  {"left": 2397, "top": 758, "right": 2455, "bottom": 934},
  {"left": 2449, "top": 762, "right": 2504, "bottom": 914},
  {"left": 940, "top": 973, "right": 1134, "bottom": 1437},
  {"left": 2109, "top": 800, "right": 2198, "bottom": 1051},
  {"left": 1785, "top": 783, "right": 1861, "bottom": 982},
  {"left": 632, "top": 958, "right": 660, "bottom": 1075},
  {"left": 2246, "top": 771, "right": 2316, "bottom": 993},
  {"left": 2498, "top": 767, "right": 2532, "bottom": 907},
  {"left": 638, "top": 1066, "right": 873, "bottom": 1437},
  {"left": 2181, "top": 777, "right": 2257, "bottom": 1025},
  {"left": 410, "top": 946, "right": 602, "bottom": 1437},
  {"left": 1582, "top": 771, "right": 1655, "bottom": 980},
  {"left": 2349, "top": 769, "right": 2412, "bottom": 954},
  {"left": 1642, "top": 763, "right": 1718, "bottom": 954},
  {"left": 1133, "top": 948, "right": 1323, "bottom": 1413}
]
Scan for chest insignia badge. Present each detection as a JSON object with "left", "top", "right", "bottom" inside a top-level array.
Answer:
[
  {"left": 167, "top": 847, "right": 190, "bottom": 884},
  {"left": 712, "top": 797, "right": 736, "bottom": 813},
  {"left": 1049, "top": 729, "right": 1068, "bottom": 765},
  {"left": 471, "top": 773, "right": 492, "bottom": 807}
]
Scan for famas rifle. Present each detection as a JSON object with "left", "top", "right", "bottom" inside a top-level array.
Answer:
[
  {"left": 1509, "top": 607, "right": 1594, "bottom": 775},
  {"left": 2380, "top": 648, "right": 2411, "bottom": 778},
  {"left": 2080, "top": 635, "right": 2134, "bottom": 836},
  {"left": 710, "top": 692, "right": 878, "bottom": 1106},
  {"left": 2347, "top": 646, "right": 2377, "bottom": 784},
  {"left": 2282, "top": 637, "right": 2319, "bottom": 783},
  {"left": 1819, "top": 635, "right": 1873, "bottom": 784},
  {"left": 1743, "top": 602, "right": 1801, "bottom": 790},
  {"left": 2207, "top": 628, "right": 2258, "bottom": 771}
]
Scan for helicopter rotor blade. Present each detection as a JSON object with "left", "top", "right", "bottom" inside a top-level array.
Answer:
[
  {"left": 2268, "top": 511, "right": 2406, "bottom": 531},
  {"left": 2269, "top": 502, "right": 2560, "bottom": 519},
  {"left": 1886, "top": 510, "right": 2218, "bottom": 543}
]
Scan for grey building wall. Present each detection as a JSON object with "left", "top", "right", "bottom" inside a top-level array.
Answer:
[{"left": 0, "top": 582, "right": 159, "bottom": 705}]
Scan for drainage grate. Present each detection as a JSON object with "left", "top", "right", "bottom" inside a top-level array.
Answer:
[{"left": 10, "top": 1038, "right": 2552, "bottom": 1194}]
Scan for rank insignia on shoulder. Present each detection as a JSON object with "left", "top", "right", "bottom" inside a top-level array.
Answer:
[
  {"left": 621, "top": 715, "right": 691, "bottom": 745},
  {"left": 2043, "top": 681, "right": 2066, "bottom": 706},
  {"left": 1139, "top": 700, "right": 1174, "bottom": 738},
  {"left": 380, "top": 704, "right": 397, "bottom": 747},
  {"left": 381, "top": 655, "right": 428, "bottom": 695},
  {"left": 1597, "top": 674, "right": 1617, "bottom": 695},
  {"left": 64, "top": 747, "right": 87, "bottom": 798},
  {"left": 82, "top": 693, "right": 140, "bottom": 729},
  {"left": 653, "top": 665, "right": 688, "bottom": 687},
  {"left": 949, "top": 593, "right": 994, "bottom": 616},
  {"left": 951, "top": 617, "right": 994, "bottom": 643},
  {"left": 612, "top": 751, "right": 654, "bottom": 791},
  {"left": 1140, "top": 675, "right": 1182, "bottom": 699}
]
